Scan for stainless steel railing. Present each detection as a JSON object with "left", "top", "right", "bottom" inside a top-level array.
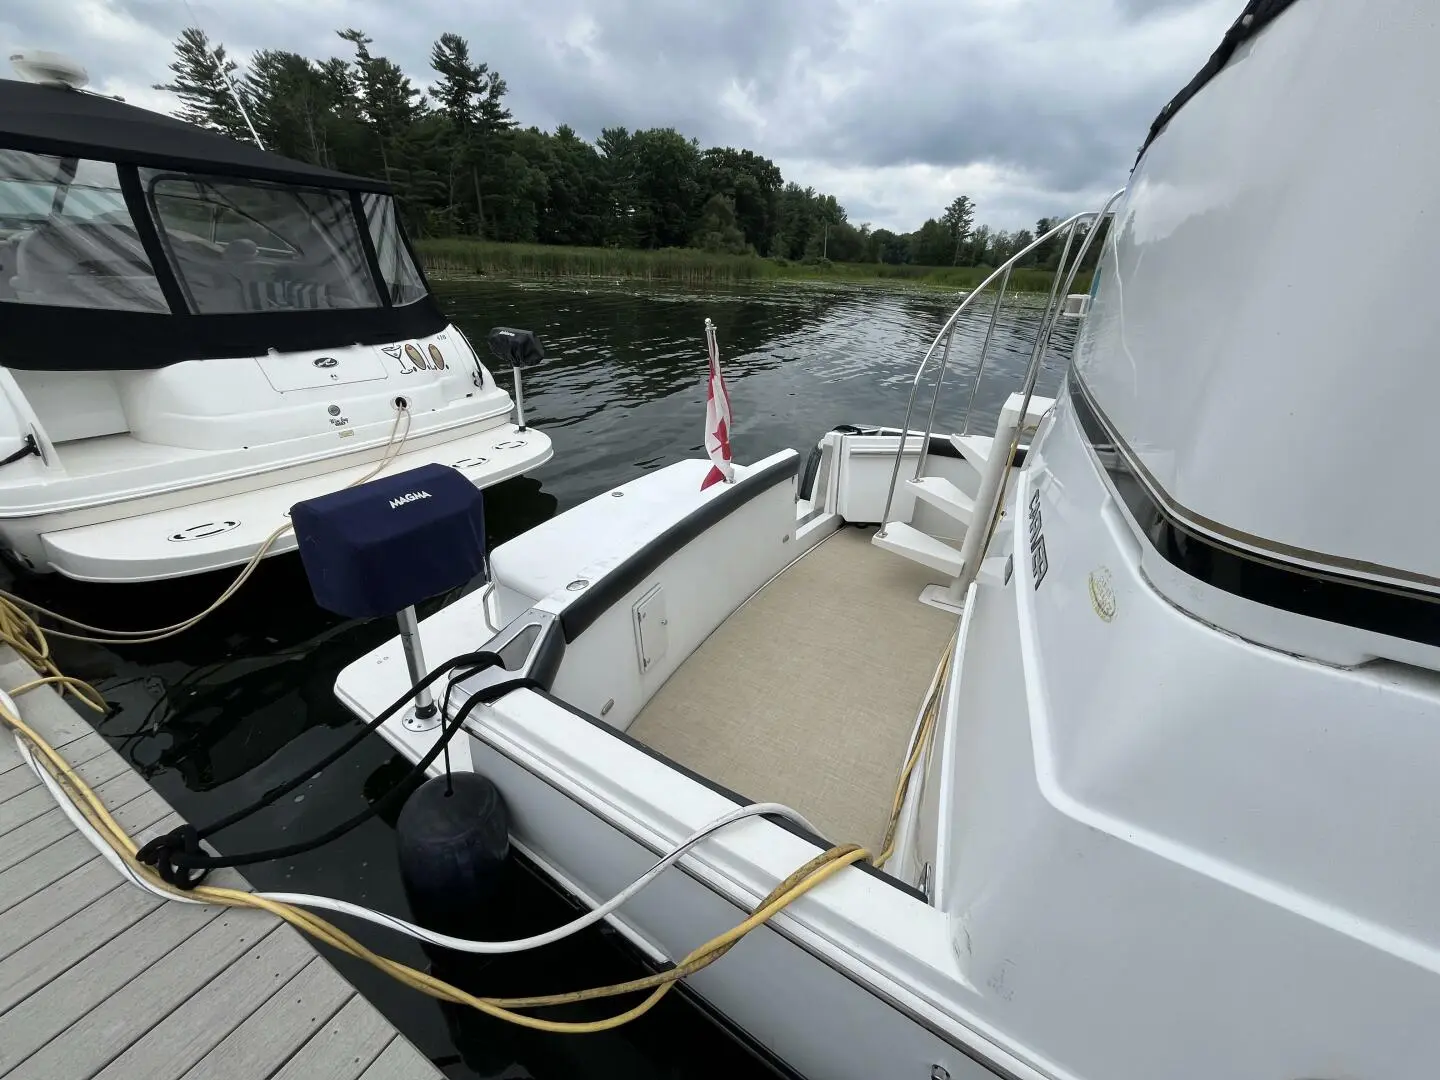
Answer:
[{"left": 877, "top": 189, "right": 1125, "bottom": 536}]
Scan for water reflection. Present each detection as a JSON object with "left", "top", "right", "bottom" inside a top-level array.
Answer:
[
  {"left": 105, "top": 623, "right": 374, "bottom": 789},
  {"left": 443, "top": 279, "right": 1072, "bottom": 508}
]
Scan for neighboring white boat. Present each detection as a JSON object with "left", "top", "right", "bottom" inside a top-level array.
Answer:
[
  {"left": 0, "top": 61, "right": 550, "bottom": 582},
  {"left": 336, "top": 5, "right": 1440, "bottom": 1078}
]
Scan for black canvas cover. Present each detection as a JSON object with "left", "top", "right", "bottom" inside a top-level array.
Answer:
[
  {"left": 0, "top": 81, "right": 453, "bottom": 369},
  {"left": 1135, "top": 0, "right": 1300, "bottom": 167},
  {"left": 0, "top": 297, "right": 449, "bottom": 370},
  {"left": 0, "top": 79, "right": 387, "bottom": 192}
]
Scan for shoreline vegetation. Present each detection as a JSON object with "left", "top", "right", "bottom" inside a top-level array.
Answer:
[
  {"left": 157, "top": 30, "right": 1103, "bottom": 296},
  {"left": 418, "top": 239, "right": 1092, "bottom": 293}
]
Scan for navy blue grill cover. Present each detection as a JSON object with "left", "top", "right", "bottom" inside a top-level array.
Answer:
[{"left": 291, "top": 464, "right": 486, "bottom": 618}]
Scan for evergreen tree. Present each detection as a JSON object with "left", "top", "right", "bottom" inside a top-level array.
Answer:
[
  {"left": 245, "top": 51, "right": 335, "bottom": 165},
  {"left": 429, "top": 33, "right": 513, "bottom": 237},
  {"left": 968, "top": 223, "right": 992, "bottom": 266},
  {"left": 429, "top": 34, "right": 510, "bottom": 133},
  {"left": 338, "top": 29, "right": 429, "bottom": 216},
  {"left": 150, "top": 26, "right": 1080, "bottom": 281},
  {"left": 153, "top": 27, "right": 250, "bottom": 141},
  {"left": 942, "top": 195, "right": 975, "bottom": 265},
  {"left": 594, "top": 126, "right": 637, "bottom": 247},
  {"left": 1033, "top": 216, "right": 1061, "bottom": 269}
]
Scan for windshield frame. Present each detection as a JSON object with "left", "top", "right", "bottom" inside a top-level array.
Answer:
[
  {"left": 142, "top": 169, "right": 388, "bottom": 316},
  {"left": 153, "top": 177, "right": 300, "bottom": 254},
  {"left": 360, "top": 192, "right": 428, "bottom": 307}
]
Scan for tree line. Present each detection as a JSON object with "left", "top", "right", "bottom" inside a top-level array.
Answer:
[{"left": 157, "top": 28, "right": 1100, "bottom": 271}]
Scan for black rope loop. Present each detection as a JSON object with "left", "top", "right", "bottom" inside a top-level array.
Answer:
[{"left": 136, "top": 824, "right": 210, "bottom": 889}]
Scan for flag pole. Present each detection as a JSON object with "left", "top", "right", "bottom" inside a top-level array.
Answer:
[{"left": 700, "top": 318, "right": 735, "bottom": 490}]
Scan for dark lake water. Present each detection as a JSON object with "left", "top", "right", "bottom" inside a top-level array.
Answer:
[{"left": 18, "top": 279, "right": 1072, "bottom": 1079}]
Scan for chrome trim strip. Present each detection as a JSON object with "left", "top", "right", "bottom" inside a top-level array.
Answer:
[{"left": 1070, "top": 372, "right": 1440, "bottom": 594}]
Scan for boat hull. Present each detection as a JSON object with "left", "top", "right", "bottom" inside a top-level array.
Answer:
[
  {"left": 461, "top": 723, "right": 1010, "bottom": 1080},
  {"left": 0, "top": 421, "right": 550, "bottom": 582}
]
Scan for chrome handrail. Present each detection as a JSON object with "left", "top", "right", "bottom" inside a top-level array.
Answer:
[
  {"left": 912, "top": 261, "right": 1012, "bottom": 481},
  {"left": 876, "top": 209, "right": 1099, "bottom": 533},
  {"left": 912, "top": 317, "right": 961, "bottom": 480},
  {"left": 958, "top": 188, "right": 1127, "bottom": 595},
  {"left": 958, "top": 262, "right": 1011, "bottom": 438},
  {"left": 991, "top": 187, "right": 1127, "bottom": 504}
]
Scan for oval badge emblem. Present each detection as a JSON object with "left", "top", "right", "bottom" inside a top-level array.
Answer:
[
  {"left": 1088, "top": 567, "right": 1117, "bottom": 623},
  {"left": 313, "top": 356, "right": 338, "bottom": 369},
  {"left": 168, "top": 520, "right": 241, "bottom": 543}
]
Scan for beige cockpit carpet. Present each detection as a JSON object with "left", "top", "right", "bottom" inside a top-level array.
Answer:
[{"left": 628, "top": 526, "right": 957, "bottom": 854}]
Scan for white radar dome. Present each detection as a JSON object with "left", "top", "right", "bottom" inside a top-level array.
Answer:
[{"left": 9, "top": 50, "right": 89, "bottom": 89}]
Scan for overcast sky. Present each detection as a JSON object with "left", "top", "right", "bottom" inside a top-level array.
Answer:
[{"left": 2, "top": 0, "right": 1237, "bottom": 233}]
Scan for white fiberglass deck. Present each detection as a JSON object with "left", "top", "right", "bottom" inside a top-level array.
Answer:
[
  {"left": 629, "top": 526, "right": 955, "bottom": 854},
  {"left": 35, "top": 424, "right": 551, "bottom": 582}
]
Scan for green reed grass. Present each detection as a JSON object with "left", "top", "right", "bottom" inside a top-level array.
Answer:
[{"left": 416, "top": 239, "right": 1089, "bottom": 294}]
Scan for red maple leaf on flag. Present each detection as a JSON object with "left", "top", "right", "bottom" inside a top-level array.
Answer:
[{"left": 701, "top": 415, "right": 731, "bottom": 490}]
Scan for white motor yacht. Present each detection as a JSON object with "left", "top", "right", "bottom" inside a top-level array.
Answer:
[
  {"left": 0, "top": 59, "right": 550, "bottom": 582},
  {"left": 334, "top": 4, "right": 1440, "bottom": 1077}
]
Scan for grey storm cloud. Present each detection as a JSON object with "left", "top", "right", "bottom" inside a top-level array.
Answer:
[{"left": 0, "top": 0, "right": 1239, "bottom": 231}]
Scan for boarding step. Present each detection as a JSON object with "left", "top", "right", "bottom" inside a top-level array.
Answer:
[
  {"left": 1000, "top": 391, "right": 1056, "bottom": 430},
  {"left": 949, "top": 434, "right": 997, "bottom": 471},
  {"left": 949, "top": 394, "right": 1057, "bottom": 471},
  {"left": 977, "top": 554, "right": 1012, "bottom": 586},
  {"left": 907, "top": 476, "right": 975, "bottom": 524},
  {"left": 872, "top": 522, "right": 964, "bottom": 577}
]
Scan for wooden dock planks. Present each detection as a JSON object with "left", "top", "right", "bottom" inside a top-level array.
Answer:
[{"left": 0, "top": 648, "right": 443, "bottom": 1080}]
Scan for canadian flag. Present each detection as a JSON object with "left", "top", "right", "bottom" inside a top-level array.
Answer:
[{"left": 700, "top": 317, "right": 734, "bottom": 490}]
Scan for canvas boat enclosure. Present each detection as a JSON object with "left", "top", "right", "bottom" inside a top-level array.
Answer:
[
  {"left": 0, "top": 78, "right": 538, "bottom": 579},
  {"left": 0, "top": 77, "right": 447, "bottom": 370}
]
